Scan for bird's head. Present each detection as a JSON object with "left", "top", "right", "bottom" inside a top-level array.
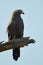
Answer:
[
  {"left": 16, "top": 9, "right": 24, "bottom": 14},
  {"left": 12, "top": 9, "right": 24, "bottom": 16}
]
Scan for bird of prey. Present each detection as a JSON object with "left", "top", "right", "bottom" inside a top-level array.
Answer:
[{"left": 7, "top": 9, "right": 24, "bottom": 61}]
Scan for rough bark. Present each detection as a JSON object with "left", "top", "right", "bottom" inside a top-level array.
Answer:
[{"left": 0, "top": 37, "right": 35, "bottom": 52}]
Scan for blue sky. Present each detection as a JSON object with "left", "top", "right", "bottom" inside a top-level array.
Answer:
[{"left": 0, "top": 0, "right": 43, "bottom": 65}]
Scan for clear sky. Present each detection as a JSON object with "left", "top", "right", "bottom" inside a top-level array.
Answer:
[{"left": 0, "top": 0, "right": 43, "bottom": 65}]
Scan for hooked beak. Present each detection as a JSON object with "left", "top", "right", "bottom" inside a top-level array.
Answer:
[{"left": 22, "top": 12, "right": 24, "bottom": 14}]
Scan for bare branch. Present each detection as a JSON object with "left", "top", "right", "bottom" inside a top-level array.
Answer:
[{"left": 0, "top": 37, "right": 35, "bottom": 52}]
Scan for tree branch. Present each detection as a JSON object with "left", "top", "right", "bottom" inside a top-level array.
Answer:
[{"left": 0, "top": 37, "right": 35, "bottom": 52}]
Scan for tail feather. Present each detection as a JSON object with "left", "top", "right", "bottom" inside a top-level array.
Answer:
[{"left": 13, "top": 48, "right": 20, "bottom": 61}]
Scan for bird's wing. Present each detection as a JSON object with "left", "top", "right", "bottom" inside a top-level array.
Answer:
[
  {"left": 7, "top": 20, "right": 20, "bottom": 40},
  {"left": 7, "top": 20, "right": 19, "bottom": 34}
]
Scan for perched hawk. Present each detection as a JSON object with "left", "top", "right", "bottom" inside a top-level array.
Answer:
[{"left": 7, "top": 9, "right": 24, "bottom": 61}]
